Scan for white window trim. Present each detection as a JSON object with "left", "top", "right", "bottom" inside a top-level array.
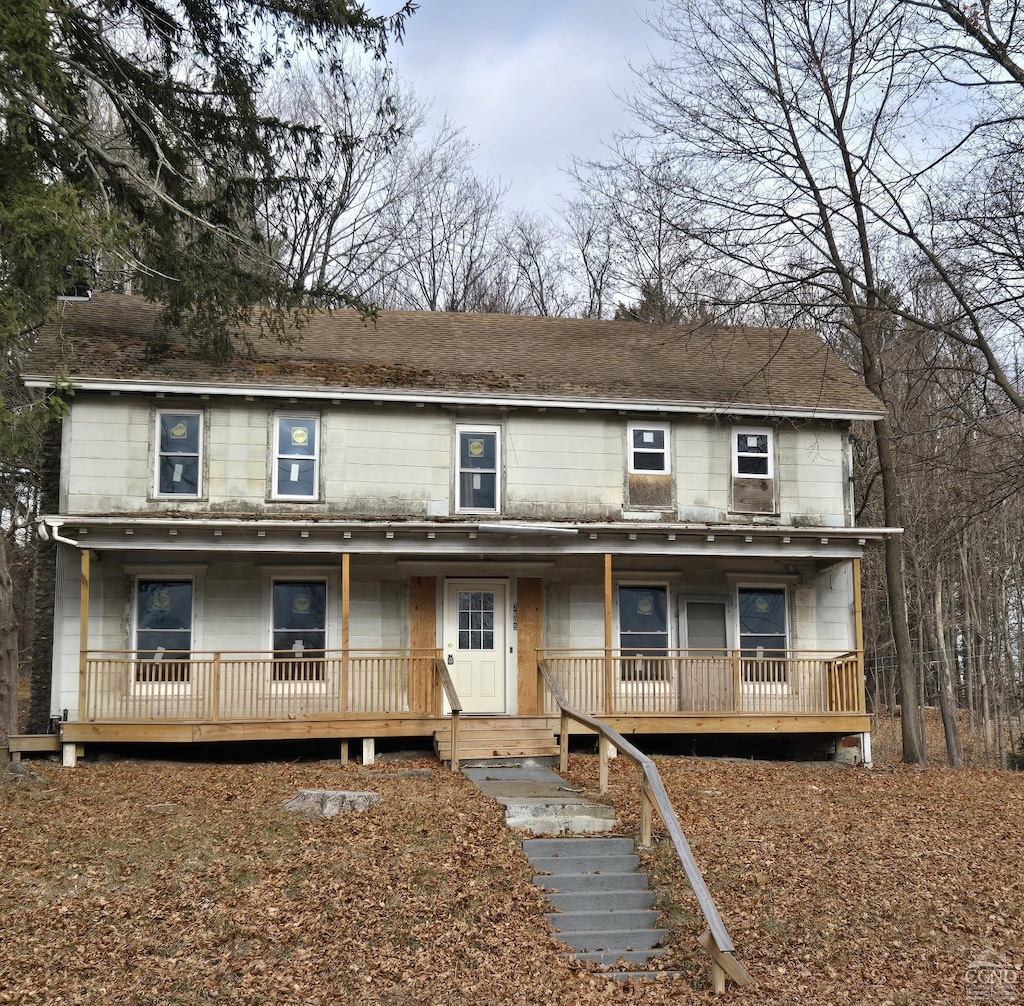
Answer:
[
  {"left": 271, "top": 412, "right": 321, "bottom": 501},
  {"left": 627, "top": 421, "right": 671, "bottom": 475},
  {"left": 455, "top": 423, "right": 502, "bottom": 514},
  {"left": 129, "top": 569, "right": 206, "bottom": 692},
  {"left": 153, "top": 408, "right": 204, "bottom": 499},
  {"left": 733, "top": 426, "right": 774, "bottom": 479}
]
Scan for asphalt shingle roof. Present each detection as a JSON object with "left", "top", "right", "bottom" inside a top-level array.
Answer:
[{"left": 24, "top": 293, "right": 883, "bottom": 417}]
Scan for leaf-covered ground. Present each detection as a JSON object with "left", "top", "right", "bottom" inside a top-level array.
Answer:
[{"left": 2, "top": 741, "right": 1021, "bottom": 1005}]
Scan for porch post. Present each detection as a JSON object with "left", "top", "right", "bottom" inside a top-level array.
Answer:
[
  {"left": 340, "top": 552, "right": 350, "bottom": 714},
  {"left": 852, "top": 557, "right": 865, "bottom": 713},
  {"left": 77, "top": 548, "right": 90, "bottom": 720},
  {"left": 603, "top": 553, "right": 613, "bottom": 716}
]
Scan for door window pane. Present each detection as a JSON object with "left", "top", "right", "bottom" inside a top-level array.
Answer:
[
  {"left": 686, "top": 601, "right": 727, "bottom": 651},
  {"left": 457, "top": 590, "right": 495, "bottom": 650}
]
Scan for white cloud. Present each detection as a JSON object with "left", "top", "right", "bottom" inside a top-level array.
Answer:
[{"left": 381, "top": 1, "right": 665, "bottom": 213}]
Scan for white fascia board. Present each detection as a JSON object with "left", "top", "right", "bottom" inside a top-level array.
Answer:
[{"left": 21, "top": 375, "right": 887, "bottom": 422}]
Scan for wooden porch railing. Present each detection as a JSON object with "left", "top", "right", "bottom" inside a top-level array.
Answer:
[
  {"left": 538, "top": 648, "right": 864, "bottom": 717},
  {"left": 432, "top": 657, "right": 462, "bottom": 773},
  {"left": 538, "top": 660, "right": 754, "bottom": 994},
  {"left": 82, "top": 649, "right": 445, "bottom": 722}
]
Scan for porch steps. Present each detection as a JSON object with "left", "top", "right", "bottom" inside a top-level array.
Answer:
[
  {"left": 433, "top": 716, "right": 559, "bottom": 763},
  {"left": 524, "top": 836, "right": 671, "bottom": 969}
]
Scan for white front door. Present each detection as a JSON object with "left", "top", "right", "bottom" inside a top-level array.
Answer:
[{"left": 443, "top": 580, "right": 507, "bottom": 714}]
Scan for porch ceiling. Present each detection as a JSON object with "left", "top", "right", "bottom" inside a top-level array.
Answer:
[{"left": 43, "top": 514, "right": 894, "bottom": 564}]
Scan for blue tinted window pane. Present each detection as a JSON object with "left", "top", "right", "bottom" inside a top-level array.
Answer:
[
  {"left": 277, "top": 459, "right": 316, "bottom": 497},
  {"left": 460, "top": 432, "right": 496, "bottom": 469},
  {"left": 159, "top": 455, "right": 199, "bottom": 495},
  {"left": 278, "top": 417, "right": 316, "bottom": 457},
  {"left": 160, "top": 413, "right": 200, "bottom": 454},
  {"left": 459, "top": 471, "right": 496, "bottom": 509}
]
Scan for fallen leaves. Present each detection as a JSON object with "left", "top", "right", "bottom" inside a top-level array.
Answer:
[{"left": 1, "top": 745, "right": 1021, "bottom": 1004}]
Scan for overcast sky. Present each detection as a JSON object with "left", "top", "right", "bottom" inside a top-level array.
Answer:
[{"left": 371, "top": 1, "right": 668, "bottom": 214}]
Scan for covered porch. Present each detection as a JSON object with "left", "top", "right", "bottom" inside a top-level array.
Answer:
[{"left": 53, "top": 519, "right": 875, "bottom": 755}]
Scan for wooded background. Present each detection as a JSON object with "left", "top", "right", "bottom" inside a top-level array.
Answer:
[{"left": 4, "top": 1, "right": 1024, "bottom": 766}]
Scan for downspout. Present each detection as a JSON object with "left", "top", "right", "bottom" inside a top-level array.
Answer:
[{"left": 36, "top": 518, "right": 81, "bottom": 548}]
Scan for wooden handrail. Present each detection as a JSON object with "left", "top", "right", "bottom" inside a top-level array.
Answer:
[
  {"left": 538, "top": 659, "right": 753, "bottom": 993},
  {"left": 433, "top": 658, "right": 462, "bottom": 773}
]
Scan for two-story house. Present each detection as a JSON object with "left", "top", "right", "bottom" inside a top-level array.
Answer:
[{"left": 24, "top": 294, "right": 888, "bottom": 766}]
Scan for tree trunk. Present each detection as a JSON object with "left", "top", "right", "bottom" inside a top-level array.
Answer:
[
  {"left": 28, "top": 419, "right": 61, "bottom": 733},
  {"left": 873, "top": 416, "right": 927, "bottom": 763},
  {"left": 933, "top": 566, "right": 962, "bottom": 766},
  {"left": 0, "top": 530, "right": 19, "bottom": 753}
]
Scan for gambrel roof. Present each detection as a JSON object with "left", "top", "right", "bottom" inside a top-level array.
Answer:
[{"left": 24, "top": 293, "right": 883, "bottom": 419}]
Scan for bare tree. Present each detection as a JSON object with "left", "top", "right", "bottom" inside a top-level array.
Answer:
[{"left": 631, "top": 0, "right": 951, "bottom": 758}]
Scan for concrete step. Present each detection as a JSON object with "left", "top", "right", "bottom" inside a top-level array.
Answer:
[
  {"left": 546, "top": 890, "right": 655, "bottom": 912},
  {"left": 553, "top": 928, "right": 671, "bottom": 952},
  {"left": 529, "top": 854, "right": 640, "bottom": 875},
  {"left": 573, "top": 950, "right": 669, "bottom": 966},
  {"left": 547, "top": 909, "right": 663, "bottom": 932},
  {"left": 533, "top": 871, "right": 650, "bottom": 893},
  {"left": 524, "top": 833, "right": 669, "bottom": 968},
  {"left": 523, "top": 837, "right": 635, "bottom": 857}
]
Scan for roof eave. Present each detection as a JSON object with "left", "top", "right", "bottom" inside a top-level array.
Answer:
[{"left": 21, "top": 375, "right": 887, "bottom": 422}]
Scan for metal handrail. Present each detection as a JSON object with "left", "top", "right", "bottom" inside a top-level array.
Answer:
[
  {"left": 433, "top": 658, "right": 463, "bottom": 772},
  {"left": 538, "top": 659, "right": 753, "bottom": 993}
]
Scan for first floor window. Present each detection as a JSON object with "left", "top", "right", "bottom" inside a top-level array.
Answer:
[
  {"left": 456, "top": 425, "right": 500, "bottom": 512},
  {"left": 135, "top": 579, "right": 193, "bottom": 682},
  {"left": 272, "top": 580, "right": 327, "bottom": 681},
  {"left": 618, "top": 584, "right": 670, "bottom": 682},
  {"left": 734, "top": 427, "right": 773, "bottom": 478},
  {"left": 628, "top": 422, "right": 670, "bottom": 473},
  {"left": 739, "top": 587, "right": 788, "bottom": 682},
  {"left": 155, "top": 410, "right": 202, "bottom": 497},
  {"left": 273, "top": 413, "right": 320, "bottom": 499}
]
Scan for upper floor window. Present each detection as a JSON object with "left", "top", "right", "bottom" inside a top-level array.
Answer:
[
  {"left": 155, "top": 410, "right": 202, "bottom": 497},
  {"left": 733, "top": 427, "right": 773, "bottom": 478},
  {"left": 456, "top": 425, "right": 500, "bottom": 513},
  {"left": 628, "top": 422, "right": 670, "bottom": 474},
  {"left": 273, "top": 413, "right": 320, "bottom": 500}
]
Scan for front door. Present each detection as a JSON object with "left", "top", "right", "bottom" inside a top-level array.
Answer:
[{"left": 443, "top": 580, "right": 507, "bottom": 713}]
